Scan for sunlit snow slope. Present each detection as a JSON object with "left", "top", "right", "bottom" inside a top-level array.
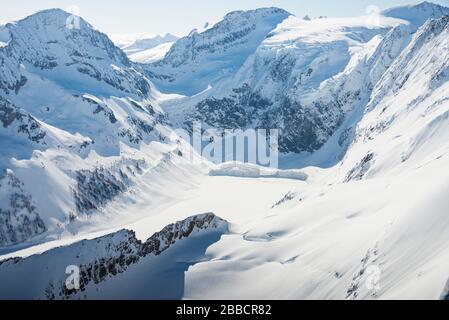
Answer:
[
  {"left": 0, "top": 2, "right": 449, "bottom": 300},
  {"left": 0, "top": 9, "right": 201, "bottom": 247},
  {"left": 115, "top": 33, "right": 179, "bottom": 63}
]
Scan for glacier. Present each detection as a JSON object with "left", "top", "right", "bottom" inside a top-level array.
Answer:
[{"left": 0, "top": 2, "right": 449, "bottom": 300}]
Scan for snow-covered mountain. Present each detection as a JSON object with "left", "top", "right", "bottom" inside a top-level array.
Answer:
[
  {"left": 118, "top": 33, "right": 179, "bottom": 53},
  {"left": 383, "top": 0, "right": 449, "bottom": 25},
  {"left": 0, "top": 9, "right": 199, "bottom": 247},
  {"left": 156, "top": 3, "right": 449, "bottom": 159},
  {"left": 0, "top": 213, "right": 227, "bottom": 299},
  {"left": 337, "top": 13, "right": 449, "bottom": 183},
  {"left": 196, "top": 12, "right": 449, "bottom": 300},
  {"left": 145, "top": 7, "right": 291, "bottom": 95},
  {"left": 127, "top": 42, "right": 176, "bottom": 64},
  {"left": 117, "top": 33, "right": 179, "bottom": 64},
  {"left": 1, "top": 2, "right": 449, "bottom": 300}
]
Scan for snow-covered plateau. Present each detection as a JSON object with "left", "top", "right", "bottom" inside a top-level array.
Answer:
[{"left": 0, "top": 2, "right": 449, "bottom": 300}]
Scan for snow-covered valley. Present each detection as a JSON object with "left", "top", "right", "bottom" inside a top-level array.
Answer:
[{"left": 1, "top": 2, "right": 449, "bottom": 300}]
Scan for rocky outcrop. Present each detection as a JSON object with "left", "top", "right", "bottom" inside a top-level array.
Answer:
[
  {"left": 0, "top": 213, "right": 227, "bottom": 299},
  {"left": 344, "top": 153, "right": 375, "bottom": 182},
  {"left": 0, "top": 97, "right": 47, "bottom": 145},
  {"left": 59, "top": 213, "right": 226, "bottom": 299},
  {"left": 441, "top": 279, "right": 449, "bottom": 300},
  {"left": 160, "top": 5, "right": 449, "bottom": 156},
  {"left": 146, "top": 8, "right": 291, "bottom": 95},
  {"left": 73, "top": 159, "right": 146, "bottom": 214},
  {"left": 154, "top": 8, "right": 290, "bottom": 69},
  {"left": 186, "top": 85, "right": 346, "bottom": 154},
  {"left": 0, "top": 9, "right": 169, "bottom": 243},
  {"left": 1, "top": 9, "right": 153, "bottom": 97},
  {"left": 0, "top": 170, "right": 46, "bottom": 247}
]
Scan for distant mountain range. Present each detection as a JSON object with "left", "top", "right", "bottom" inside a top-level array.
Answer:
[{"left": 115, "top": 33, "right": 179, "bottom": 63}]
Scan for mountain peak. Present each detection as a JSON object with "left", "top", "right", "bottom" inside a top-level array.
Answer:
[
  {"left": 120, "top": 33, "right": 179, "bottom": 51},
  {"left": 21, "top": 8, "right": 70, "bottom": 18},
  {"left": 0, "top": 7, "right": 161, "bottom": 99},
  {"left": 382, "top": 1, "right": 449, "bottom": 26},
  {"left": 147, "top": 7, "right": 291, "bottom": 95},
  {"left": 416, "top": 13, "right": 449, "bottom": 38},
  {"left": 3, "top": 7, "right": 130, "bottom": 69},
  {"left": 223, "top": 7, "right": 291, "bottom": 19},
  {"left": 13, "top": 8, "right": 91, "bottom": 30}
]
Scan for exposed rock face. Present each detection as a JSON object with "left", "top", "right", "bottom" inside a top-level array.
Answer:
[
  {"left": 0, "top": 9, "right": 170, "bottom": 243},
  {"left": 157, "top": 12, "right": 387, "bottom": 154},
  {"left": 338, "top": 14, "right": 449, "bottom": 182},
  {"left": 61, "top": 213, "right": 226, "bottom": 299},
  {"left": 442, "top": 280, "right": 449, "bottom": 300},
  {"left": 0, "top": 9, "right": 151, "bottom": 97},
  {"left": 344, "top": 153, "right": 375, "bottom": 182},
  {"left": 155, "top": 8, "right": 290, "bottom": 69},
  {"left": 81, "top": 96, "right": 118, "bottom": 124},
  {"left": 146, "top": 8, "right": 291, "bottom": 95},
  {"left": 160, "top": 6, "right": 449, "bottom": 156},
  {"left": 59, "top": 229, "right": 142, "bottom": 298},
  {"left": 0, "top": 95, "right": 94, "bottom": 159},
  {"left": 0, "top": 9, "right": 166, "bottom": 159},
  {"left": 0, "top": 213, "right": 227, "bottom": 299},
  {"left": 73, "top": 159, "right": 146, "bottom": 214},
  {"left": 140, "top": 212, "right": 223, "bottom": 255},
  {"left": 382, "top": 1, "right": 449, "bottom": 25},
  {"left": 0, "top": 97, "right": 47, "bottom": 145},
  {"left": 0, "top": 170, "right": 46, "bottom": 247},
  {"left": 187, "top": 84, "right": 271, "bottom": 129},
  {"left": 186, "top": 85, "right": 346, "bottom": 153}
]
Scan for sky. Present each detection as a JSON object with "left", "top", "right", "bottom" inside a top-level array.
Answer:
[{"left": 1, "top": 0, "right": 448, "bottom": 38}]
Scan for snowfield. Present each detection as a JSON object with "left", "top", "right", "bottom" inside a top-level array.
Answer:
[
  {"left": 127, "top": 42, "right": 176, "bottom": 63},
  {"left": 209, "top": 162, "right": 308, "bottom": 180},
  {"left": 115, "top": 33, "right": 179, "bottom": 63},
  {"left": 1, "top": 2, "right": 449, "bottom": 300}
]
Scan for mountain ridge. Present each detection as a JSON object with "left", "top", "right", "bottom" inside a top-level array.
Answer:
[{"left": 0, "top": 2, "right": 449, "bottom": 300}]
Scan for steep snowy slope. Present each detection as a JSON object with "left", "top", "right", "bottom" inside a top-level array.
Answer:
[
  {"left": 1, "top": 3, "right": 449, "bottom": 301},
  {"left": 160, "top": 3, "right": 449, "bottom": 158},
  {"left": 158, "top": 14, "right": 449, "bottom": 301},
  {"left": 118, "top": 33, "right": 179, "bottom": 64},
  {"left": 0, "top": 9, "right": 199, "bottom": 247},
  {"left": 119, "top": 33, "right": 179, "bottom": 54},
  {"left": 176, "top": 15, "right": 401, "bottom": 155},
  {"left": 145, "top": 8, "right": 291, "bottom": 95},
  {"left": 0, "top": 9, "right": 165, "bottom": 159},
  {"left": 177, "top": 13, "right": 449, "bottom": 300},
  {"left": 337, "top": 14, "right": 449, "bottom": 183},
  {"left": 0, "top": 213, "right": 228, "bottom": 299},
  {"left": 383, "top": 0, "right": 449, "bottom": 25},
  {"left": 127, "top": 42, "right": 176, "bottom": 64},
  {"left": 0, "top": 169, "right": 46, "bottom": 246}
]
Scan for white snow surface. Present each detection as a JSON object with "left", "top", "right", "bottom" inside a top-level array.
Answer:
[
  {"left": 116, "top": 33, "right": 179, "bottom": 63},
  {"left": 0, "top": 3, "right": 449, "bottom": 300},
  {"left": 128, "top": 42, "right": 175, "bottom": 63},
  {"left": 210, "top": 162, "right": 307, "bottom": 180},
  {"left": 146, "top": 7, "right": 292, "bottom": 95}
]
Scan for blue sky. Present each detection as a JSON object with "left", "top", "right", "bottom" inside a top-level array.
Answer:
[{"left": 1, "top": 0, "right": 448, "bottom": 36}]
